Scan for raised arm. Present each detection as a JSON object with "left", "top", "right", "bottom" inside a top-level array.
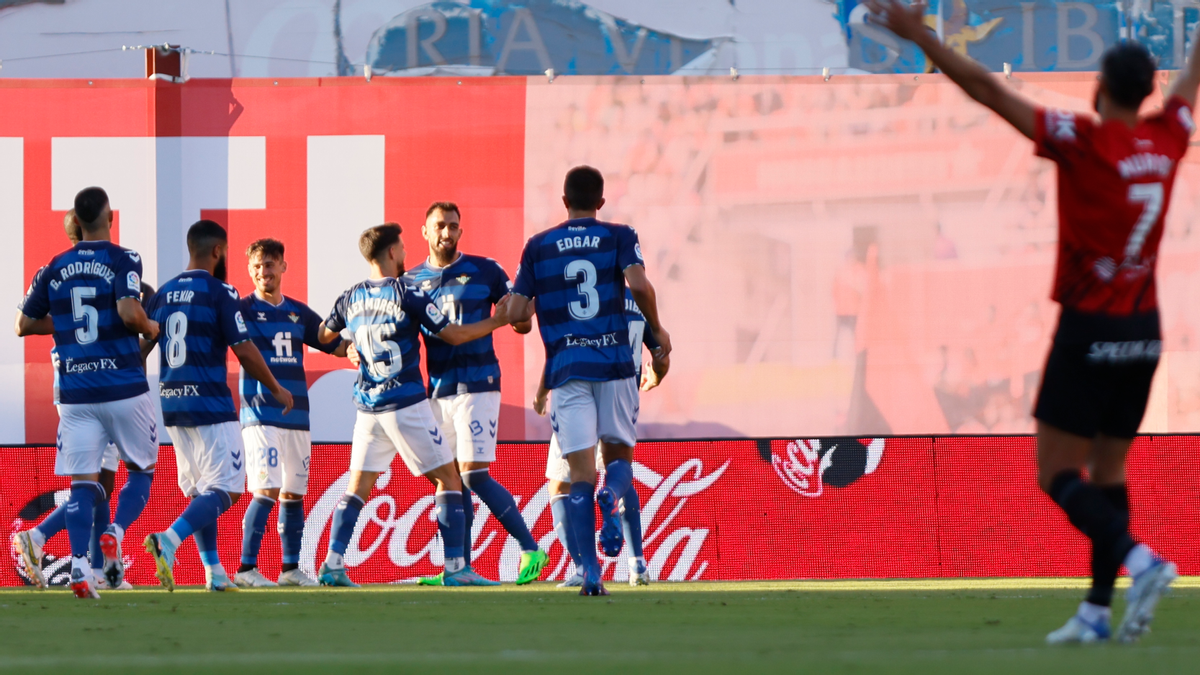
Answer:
[
  {"left": 1168, "top": 26, "right": 1200, "bottom": 107},
  {"left": 868, "top": 0, "right": 1035, "bottom": 139}
]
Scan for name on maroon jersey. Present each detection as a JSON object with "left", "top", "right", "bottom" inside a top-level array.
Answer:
[{"left": 1117, "top": 153, "right": 1173, "bottom": 180}]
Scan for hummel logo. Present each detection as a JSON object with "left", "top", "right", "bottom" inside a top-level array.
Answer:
[
  {"left": 633, "top": 404, "right": 640, "bottom": 425},
  {"left": 429, "top": 428, "right": 443, "bottom": 445},
  {"left": 550, "top": 412, "right": 559, "bottom": 433},
  {"left": 489, "top": 419, "right": 497, "bottom": 439}
]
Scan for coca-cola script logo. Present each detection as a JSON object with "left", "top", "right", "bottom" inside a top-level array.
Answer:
[
  {"left": 772, "top": 438, "right": 884, "bottom": 497},
  {"left": 299, "top": 457, "right": 731, "bottom": 583}
]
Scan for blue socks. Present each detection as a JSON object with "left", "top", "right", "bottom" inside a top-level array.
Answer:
[
  {"left": 435, "top": 491, "right": 466, "bottom": 562},
  {"left": 113, "top": 469, "right": 153, "bottom": 531},
  {"left": 195, "top": 521, "right": 221, "bottom": 568},
  {"left": 169, "top": 490, "right": 232, "bottom": 544},
  {"left": 550, "top": 493, "right": 581, "bottom": 566},
  {"left": 604, "top": 459, "right": 634, "bottom": 504},
  {"left": 240, "top": 495, "right": 275, "bottom": 568},
  {"left": 463, "top": 470, "right": 538, "bottom": 552},
  {"left": 621, "top": 486, "right": 644, "bottom": 560},
  {"left": 35, "top": 501, "right": 68, "bottom": 540},
  {"left": 567, "top": 481, "right": 599, "bottom": 578},
  {"left": 278, "top": 499, "right": 305, "bottom": 570},
  {"left": 328, "top": 494, "right": 364, "bottom": 556},
  {"left": 89, "top": 498, "right": 111, "bottom": 570},
  {"left": 462, "top": 487, "right": 475, "bottom": 565},
  {"left": 66, "top": 481, "right": 104, "bottom": 561}
]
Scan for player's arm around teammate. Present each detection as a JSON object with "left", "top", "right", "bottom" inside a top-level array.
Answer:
[
  {"left": 312, "top": 223, "right": 510, "bottom": 587},
  {"left": 403, "top": 203, "right": 549, "bottom": 586}
]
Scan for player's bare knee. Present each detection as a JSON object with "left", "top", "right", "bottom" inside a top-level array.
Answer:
[
  {"left": 257, "top": 487, "right": 282, "bottom": 500},
  {"left": 347, "top": 471, "right": 377, "bottom": 501},
  {"left": 548, "top": 480, "right": 571, "bottom": 496},
  {"left": 600, "top": 441, "right": 633, "bottom": 465},
  {"left": 460, "top": 460, "right": 490, "bottom": 474},
  {"left": 98, "top": 468, "right": 117, "bottom": 496},
  {"left": 280, "top": 491, "right": 303, "bottom": 501},
  {"left": 426, "top": 463, "right": 462, "bottom": 492}
]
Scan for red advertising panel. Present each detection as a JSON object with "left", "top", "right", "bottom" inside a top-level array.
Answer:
[{"left": 4, "top": 436, "right": 1196, "bottom": 587}]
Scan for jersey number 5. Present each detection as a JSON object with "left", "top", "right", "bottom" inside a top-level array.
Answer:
[
  {"left": 70, "top": 286, "right": 98, "bottom": 345},
  {"left": 565, "top": 260, "right": 600, "bottom": 320},
  {"left": 1126, "top": 183, "right": 1164, "bottom": 261},
  {"left": 354, "top": 324, "right": 403, "bottom": 379}
]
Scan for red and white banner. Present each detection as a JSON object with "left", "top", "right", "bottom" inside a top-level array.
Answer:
[{"left": 4, "top": 436, "right": 1197, "bottom": 587}]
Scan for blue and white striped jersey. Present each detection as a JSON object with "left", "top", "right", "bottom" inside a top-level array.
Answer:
[
  {"left": 512, "top": 218, "right": 643, "bottom": 389},
  {"left": 403, "top": 254, "right": 510, "bottom": 399},
  {"left": 324, "top": 277, "right": 449, "bottom": 412},
  {"left": 19, "top": 242, "right": 148, "bottom": 404},
  {"left": 239, "top": 294, "right": 340, "bottom": 431},
  {"left": 623, "top": 287, "right": 659, "bottom": 381},
  {"left": 146, "top": 270, "right": 250, "bottom": 427}
]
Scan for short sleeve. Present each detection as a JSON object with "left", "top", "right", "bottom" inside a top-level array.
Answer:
[
  {"left": 616, "top": 226, "right": 645, "bottom": 270},
  {"left": 511, "top": 240, "right": 538, "bottom": 299},
  {"left": 324, "top": 292, "right": 349, "bottom": 333},
  {"left": 112, "top": 249, "right": 144, "bottom": 302},
  {"left": 404, "top": 284, "right": 451, "bottom": 335},
  {"left": 1159, "top": 96, "right": 1196, "bottom": 152},
  {"left": 1033, "top": 107, "right": 1096, "bottom": 164},
  {"left": 216, "top": 282, "right": 250, "bottom": 346},
  {"left": 489, "top": 262, "right": 512, "bottom": 304},
  {"left": 303, "top": 303, "right": 341, "bottom": 353},
  {"left": 18, "top": 265, "right": 51, "bottom": 319}
]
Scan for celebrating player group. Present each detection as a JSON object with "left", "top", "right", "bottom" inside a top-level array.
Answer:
[{"left": 12, "top": 165, "right": 670, "bottom": 599}]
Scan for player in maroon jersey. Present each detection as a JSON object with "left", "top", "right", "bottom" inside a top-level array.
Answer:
[{"left": 868, "top": 0, "right": 1198, "bottom": 644}]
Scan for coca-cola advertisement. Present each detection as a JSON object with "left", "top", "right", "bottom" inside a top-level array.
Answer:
[{"left": 3, "top": 436, "right": 1197, "bottom": 587}]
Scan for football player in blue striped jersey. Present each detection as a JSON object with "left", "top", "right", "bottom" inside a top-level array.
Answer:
[
  {"left": 142, "top": 220, "right": 294, "bottom": 592},
  {"left": 314, "top": 223, "right": 512, "bottom": 587},
  {"left": 15, "top": 187, "right": 161, "bottom": 599},
  {"left": 507, "top": 166, "right": 671, "bottom": 596},
  {"left": 404, "top": 202, "right": 548, "bottom": 586},
  {"left": 234, "top": 238, "right": 350, "bottom": 588}
]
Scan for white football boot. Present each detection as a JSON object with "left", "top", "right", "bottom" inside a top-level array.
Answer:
[
  {"left": 1046, "top": 607, "right": 1111, "bottom": 645},
  {"left": 629, "top": 559, "right": 650, "bottom": 587},
  {"left": 277, "top": 568, "right": 320, "bottom": 587},
  {"left": 234, "top": 567, "right": 279, "bottom": 588},
  {"left": 557, "top": 570, "right": 585, "bottom": 588},
  {"left": 1117, "top": 559, "right": 1178, "bottom": 643}
]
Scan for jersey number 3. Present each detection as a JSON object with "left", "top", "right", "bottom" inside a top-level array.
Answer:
[{"left": 564, "top": 260, "right": 600, "bottom": 320}]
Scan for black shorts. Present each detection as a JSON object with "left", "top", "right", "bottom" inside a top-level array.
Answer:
[{"left": 1033, "top": 308, "right": 1161, "bottom": 439}]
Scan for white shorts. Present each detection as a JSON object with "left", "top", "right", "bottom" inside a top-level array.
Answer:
[
  {"left": 350, "top": 402, "right": 454, "bottom": 477},
  {"left": 101, "top": 443, "right": 119, "bottom": 472},
  {"left": 545, "top": 438, "right": 608, "bottom": 483},
  {"left": 430, "top": 391, "right": 501, "bottom": 463},
  {"left": 55, "top": 392, "right": 159, "bottom": 477},
  {"left": 242, "top": 425, "right": 312, "bottom": 495},
  {"left": 549, "top": 377, "right": 639, "bottom": 456},
  {"left": 167, "top": 421, "right": 246, "bottom": 497}
]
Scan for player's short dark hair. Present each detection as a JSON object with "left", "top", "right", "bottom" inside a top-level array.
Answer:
[
  {"left": 63, "top": 210, "right": 81, "bottom": 244},
  {"left": 1101, "top": 42, "right": 1156, "bottom": 110},
  {"left": 425, "top": 201, "right": 460, "bottom": 220},
  {"left": 359, "top": 223, "right": 402, "bottom": 261},
  {"left": 246, "top": 238, "right": 285, "bottom": 261},
  {"left": 187, "top": 219, "right": 228, "bottom": 258},
  {"left": 564, "top": 166, "right": 604, "bottom": 211},
  {"left": 73, "top": 187, "right": 109, "bottom": 230}
]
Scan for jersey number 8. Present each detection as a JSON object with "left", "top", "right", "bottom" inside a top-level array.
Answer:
[{"left": 165, "top": 311, "right": 189, "bottom": 368}]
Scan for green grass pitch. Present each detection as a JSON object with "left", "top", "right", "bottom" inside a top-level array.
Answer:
[{"left": 1, "top": 579, "right": 1197, "bottom": 674}]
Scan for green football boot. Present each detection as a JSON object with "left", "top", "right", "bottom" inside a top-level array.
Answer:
[{"left": 516, "top": 549, "right": 549, "bottom": 585}]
